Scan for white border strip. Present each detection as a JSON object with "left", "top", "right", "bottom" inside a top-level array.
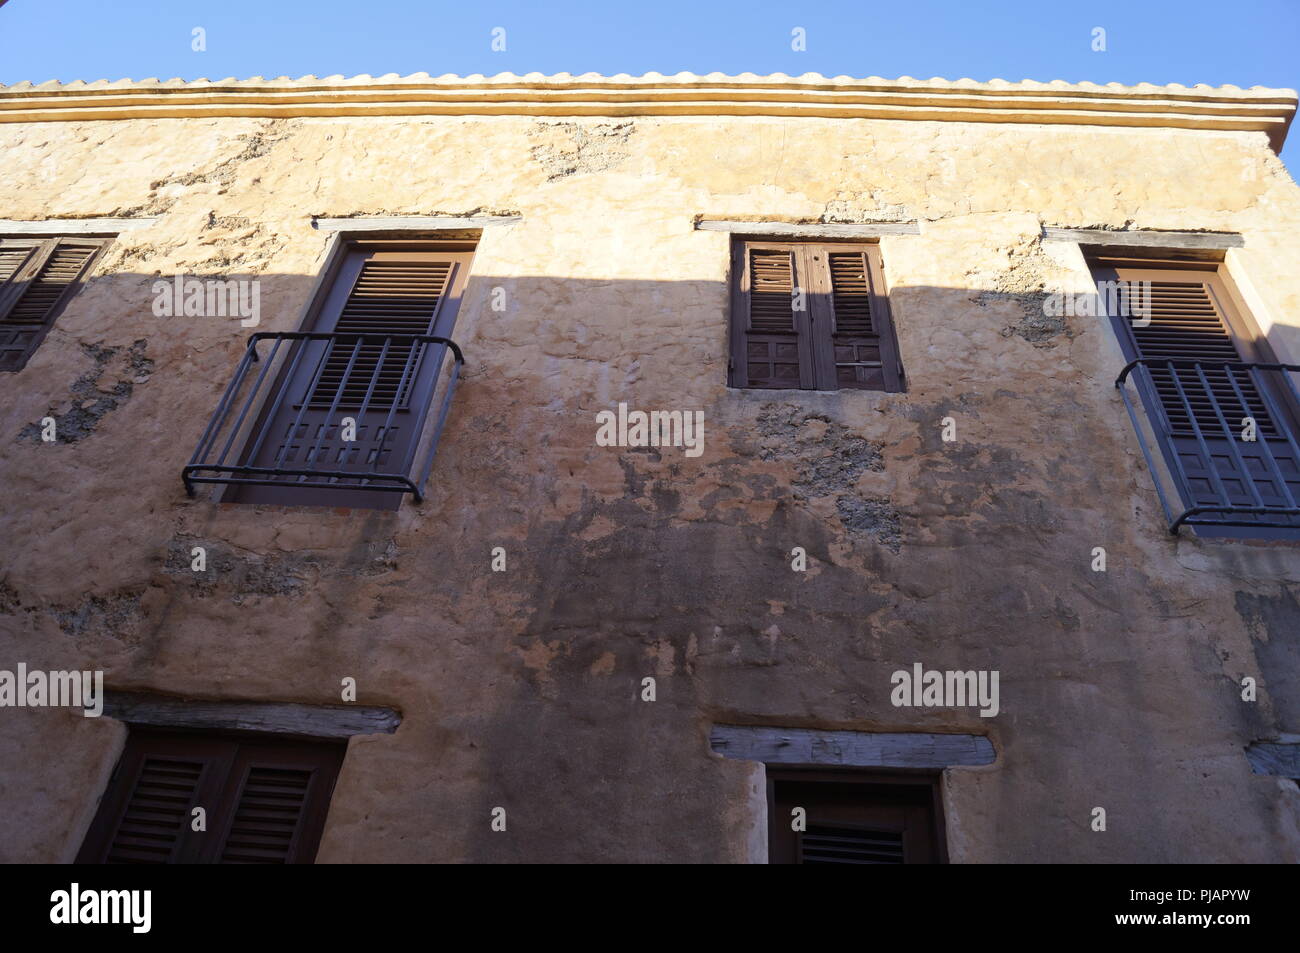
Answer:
[
  {"left": 710, "top": 724, "right": 995, "bottom": 767},
  {"left": 313, "top": 214, "right": 521, "bottom": 231},
  {"left": 696, "top": 219, "right": 921, "bottom": 238},
  {"left": 103, "top": 691, "right": 401, "bottom": 739},
  {"left": 1042, "top": 226, "right": 1243, "bottom": 249},
  {"left": 0, "top": 217, "right": 157, "bottom": 234}
]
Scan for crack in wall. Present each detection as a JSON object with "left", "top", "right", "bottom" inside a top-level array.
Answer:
[
  {"left": 749, "top": 402, "right": 900, "bottom": 548},
  {"left": 967, "top": 235, "right": 1075, "bottom": 346},
  {"left": 823, "top": 188, "right": 911, "bottom": 223},
  {"left": 1235, "top": 588, "right": 1300, "bottom": 734},
  {"left": 754, "top": 403, "right": 885, "bottom": 498},
  {"left": 112, "top": 119, "right": 298, "bottom": 218},
  {"left": 53, "top": 590, "right": 145, "bottom": 641},
  {"left": 0, "top": 581, "right": 148, "bottom": 642},
  {"left": 162, "top": 533, "right": 399, "bottom": 605},
  {"left": 834, "top": 496, "right": 902, "bottom": 553},
  {"left": 164, "top": 536, "right": 318, "bottom": 600},
  {"left": 16, "top": 340, "right": 153, "bottom": 444},
  {"left": 529, "top": 121, "right": 636, "bottom": 181}
]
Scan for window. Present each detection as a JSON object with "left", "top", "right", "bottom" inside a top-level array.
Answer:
[
  {"left": 729, "top": 240, "right": 904, "bottom": 391},
  {"left": 1098, "top": 256, "right": 1300, "bottom": 536},
  {"left": 77, "top": 729, "right": 344, "bottom": 864},
  {"left": 0, "top": 237, "right": 108, "bottom": 371},
  {"left": 185, "top": 239, "right": 471, "bottom": 508},
  {"left": 767, "top": 770, "right": 944, "bottom": 864}
]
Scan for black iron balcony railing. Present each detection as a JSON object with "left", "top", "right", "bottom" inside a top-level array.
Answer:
[
  {"left": 183, "top": 331, "right": 464, "bottom": 503},
  {"left": 1116, "top": 358, "right": 1300, "bottom": 534}
]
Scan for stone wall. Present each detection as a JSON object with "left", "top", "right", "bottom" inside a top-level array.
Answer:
[{"left": 2, "top": 106, "right": 1300, "bottom": 862}]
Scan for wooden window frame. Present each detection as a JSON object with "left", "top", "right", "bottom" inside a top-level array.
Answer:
[
  {"left": 1091, "top": 256, "right": 1276, "bottom": 366},
  {"left": 1097, "top": 260, "right": 1280, "bottom": 432},
  {"left": 0, "top": 236, "right": 110, "bottom": 372},
  {"left": 293, "top": 237, "right": 478, "bottom": 333},
  {"left": 728, "top": 238, "right": 905, "bottom": 393},
  {"left": 766, "top": 768, "right": 947, "bottom": 864}
]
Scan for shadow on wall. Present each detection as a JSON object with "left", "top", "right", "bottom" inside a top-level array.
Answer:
[
  {"left": 0, "top": 262, "right": 1092, "bottom": 453},
  {"left": 3, "top": 265, "right": 1298, "bottom": 862},
  {"left": 0, "top": 262, "right": 1115, "bottom": 565},
  {"left": 1261, "top": 316, "right": 1300, "bottom": 369}
]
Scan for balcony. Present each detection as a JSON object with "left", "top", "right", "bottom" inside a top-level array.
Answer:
[
  {"left": 183, "top": 331, "right": 464, "bottom": 504},
  {"left": 1115, "top": 358, "right": 1300, "bottom": 535}
]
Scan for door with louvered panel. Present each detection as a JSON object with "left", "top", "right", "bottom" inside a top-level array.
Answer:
[
  {"left": 729, "top": 240, "right": 903, "bottom": 391},
  {"left": 1098, "top": 264, "right": 1300, "bottom": 533},
  {"left": 0, "top": 237, "right": 107, "bottom": 371},
  {"left": 78, "top": 731, "right": 344, "bottom": 864},
  {"left": 768, "top": 772, "right": 943, "bottom": 864},
  {"left": 233, "top": 246, "right": 471, "bottom": 507}
]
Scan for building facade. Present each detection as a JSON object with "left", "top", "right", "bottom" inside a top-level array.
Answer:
[{"left": 1, "top": 72, "right": 1299, "bottom": 862}]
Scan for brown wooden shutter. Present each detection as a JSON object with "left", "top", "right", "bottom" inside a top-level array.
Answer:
[
  {"left": 308, "top": 257, "right": 456, "bottom": 409},
  {"left": 799, "top": 822, "right": 905, "bottom": 864},
  {"left": 730, "top": 242, "right": 814, "bottom": 388},
  {"left": 731, "top": 240, "right": 903, "bottom": 392},
  {"left": 99, "top": 756, "right": 215, "bottom": 863},
  {"left": 233, "top": 245, "right": 472, "bottom": 508},
  {"left": 214, "top": 742, "right": 344, "bottom": 864},
  {"left": 78, "top": 731, "right": 344, "bottom": 864},
  {"left": 1118, "top": 272, "right": 1275, "bottom": 436},
  {"left": 768, "top": 771, "right": 943, "bottom": 864},
  {"left": 0, "top": 241, "right": 37, "bottom": 285},
  {"left": 820, "top": 246, "right": 903, "bottom": 392},
  {"left": 1100, "top": 263, "right": 1300, "bottom": 529},
  {"left": 77, "top": 734, "right": 235, "bottom": 864},
  {"left": 0, "top": 237, "right": 106, "bottom": 371}
]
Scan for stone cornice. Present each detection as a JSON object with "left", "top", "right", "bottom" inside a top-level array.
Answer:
[{"left": 1, "top": 72, "right": 1294, "bottom": 150}]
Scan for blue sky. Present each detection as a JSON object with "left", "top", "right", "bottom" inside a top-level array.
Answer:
[{"left": 2, "top": 0, "right": 1298, "bottom": 162}]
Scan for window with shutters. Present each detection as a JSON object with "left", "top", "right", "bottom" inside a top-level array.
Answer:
[
  {"left": 0, "top": 236, "right": 108, "bottom": 371},
  {"left": 767, "top": 771, "right": 944, "bottom": 864},
  {"left": 1100, "top": 257, "right": 1300, "bottom": 537},
  {"left": 184, "top": 239, "right": 471, "bottom": 508},
  {"left": 728, "top": 240, "right": 904, "bottom": 392},
  {"left": 77, "top": 729, "right": 344, "bottom": 864}
]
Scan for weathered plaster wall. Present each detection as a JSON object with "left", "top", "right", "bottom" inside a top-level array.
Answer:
[{"left": 2, "top": 111, "right": 1300, "bottom": 862}]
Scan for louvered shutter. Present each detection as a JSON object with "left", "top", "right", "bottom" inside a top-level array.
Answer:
[
  {"left": 731, "top": 241, "right": 903, "bottom": 391},
  {"left": 768, "top": 774, "right": 941, "bottom": 864},
  {"left": 235, "top": 246, "right": 472, "bottom": 507},
  {"left": 79, "top": 731, "right": 344, "bottom": 865},
  {"left": 0, "top": 237, "right": 105, "bottom": 371},
  {"left": 308, "top": 257, "right": 455, "bottom": 409},
  {"left": 1122, "top": 277, "right": 1275, "bottom": 436},
  {"left": 100, "top": 756, "right": 217, "bottom": 863},
  {"left": 798, "top": 823, "right": 905, "bottom": 864},
  {"left": 0, "top": 241, "right": 36, "bottom": 285},
  {"left": 77, "top": 735, "right": 235, "bottom": 864},
  {"left": 215, "top": 743, "right": 344, "bottom": 864},
  {"left": 731, "top": 243, "right": 814, "bottom": 388},
  {"left": 821, "top": 247, "right": 903, "bottom": 392},
  {"left": 1104, "top": 265, "right": 1300, "bottom": 528}
]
